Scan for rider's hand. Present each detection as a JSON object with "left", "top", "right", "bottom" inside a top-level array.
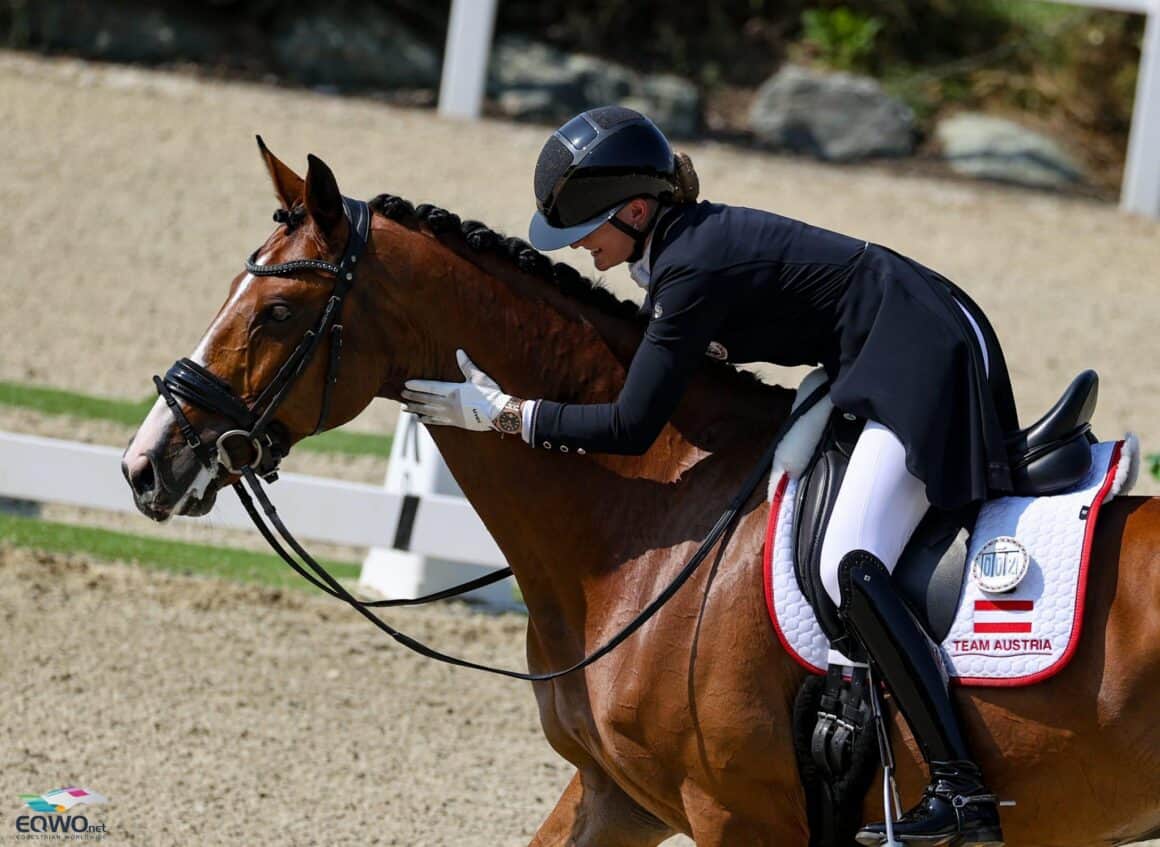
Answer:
[{"left": 402, "top": 349, "right": 521, "bottom": 433}]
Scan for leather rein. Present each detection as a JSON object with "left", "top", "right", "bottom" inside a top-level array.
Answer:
[{"left": 153, "top": 196, "right": 829, "bottom": 682}]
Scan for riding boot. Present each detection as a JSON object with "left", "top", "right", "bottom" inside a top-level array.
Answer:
[{"left": 837, "top": 549, "right": 1004, "bottom": 847}]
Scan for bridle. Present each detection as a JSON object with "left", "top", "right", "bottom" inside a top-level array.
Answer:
[
  {"left": 154, "top": 196, "right": 371, "bottom": 482},
  {"left": 148, "top": 194, "right": 830, "bottom": 681}
]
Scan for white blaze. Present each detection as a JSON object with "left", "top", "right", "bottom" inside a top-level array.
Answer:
[{"left": 190, "top": 271, "right": 258, "bottom": 365}]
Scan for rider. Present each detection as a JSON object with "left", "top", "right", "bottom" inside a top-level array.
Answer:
[{"left": 401, "top": 106, "right": 1017, "bottom": 847}]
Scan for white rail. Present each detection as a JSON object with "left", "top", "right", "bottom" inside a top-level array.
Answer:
[
  {"left": 0, "top": 431, "right": 507, "bottom": 568},
  {"left": 437, "top": 0, "right": 499, "bottom": 120},
  {"left": 1012, "top": 1, "right": 1159, "bottom": 215},
  {"left": 1051, "top": 0, "right": 1153, "bottom": 12}
]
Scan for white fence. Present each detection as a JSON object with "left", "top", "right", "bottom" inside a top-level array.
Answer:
[
  {"left": 1052, "top": 1, "right": 1160, "bottom": 216},
  {"left": 0, "top": 430, "right": 509, "bottom": 579},
  {"left": 438, "top": 0, "right": 498, "bottom": 120}
]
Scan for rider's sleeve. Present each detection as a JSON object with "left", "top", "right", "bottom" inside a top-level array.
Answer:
[{"left": 529, "top": 265, "right": 729, "bottom": 455}]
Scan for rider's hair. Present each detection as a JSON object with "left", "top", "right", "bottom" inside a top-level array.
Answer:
[{"left": 672, "top": 152, "right": 700, "bottom": 205}]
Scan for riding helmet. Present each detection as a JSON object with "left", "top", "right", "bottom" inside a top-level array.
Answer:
[{"left": 528, "top": 106, "right": 677, "bottom": 251}]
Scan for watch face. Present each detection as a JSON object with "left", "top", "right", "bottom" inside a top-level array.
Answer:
[{"left": 495, "top": 411, "right": 521, "bottom": 434}]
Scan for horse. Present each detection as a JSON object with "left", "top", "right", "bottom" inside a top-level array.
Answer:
[{"left": 121, "top": 142, "right": 1160, "bottom": 846}]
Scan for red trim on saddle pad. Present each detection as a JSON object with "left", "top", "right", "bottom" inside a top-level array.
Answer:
[
  {"left": 763, "top": 473, "right": 826, "bottom": 676},
  {"left": 762, "top": 441, "right": 1125, "bottom": 687}
]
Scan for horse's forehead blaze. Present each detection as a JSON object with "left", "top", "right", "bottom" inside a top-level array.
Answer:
[{"left": 191, "top": 272, "right": 258, "bottom": 366}]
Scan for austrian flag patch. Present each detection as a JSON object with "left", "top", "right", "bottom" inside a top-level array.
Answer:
[{"left": 973, "top": 599, "right": 1033, "bottom": 634}]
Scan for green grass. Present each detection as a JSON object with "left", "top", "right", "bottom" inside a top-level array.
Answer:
[
  {"left": 0, "top": 511, "right": 360, "bottom": 591},
  {"left": 0, "top": 379, "right": 392, "bottom": 459},
  {"left": 0, "top": 380, "right": 154, "bottom": 426}
]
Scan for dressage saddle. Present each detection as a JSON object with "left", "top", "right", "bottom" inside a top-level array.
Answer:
[{"left": 795, "top": 369, "right": 1099, "bottom": 644}]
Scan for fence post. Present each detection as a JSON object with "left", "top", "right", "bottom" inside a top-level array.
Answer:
[
  {"left": 437, "top": 0, "right": 499, "bottom": 120},
  {"left": 1122, "top": 5, "right": 1160, "bottom": 215},
  {"left": 359, "top": 413, "right": 517, "bottom": 608}
]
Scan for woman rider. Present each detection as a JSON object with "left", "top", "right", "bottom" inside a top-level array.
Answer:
[{"left": 401, "top": 106, "right": 1017, "bottom": 847}]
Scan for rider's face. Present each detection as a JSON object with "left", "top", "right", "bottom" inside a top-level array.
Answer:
[{"left": 570, "top": 199, "right": 652, "bottom": 271}]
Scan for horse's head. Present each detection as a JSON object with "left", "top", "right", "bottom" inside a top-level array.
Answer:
[{"left": 122, "top": 139, "right": 400, "bottom": 521}]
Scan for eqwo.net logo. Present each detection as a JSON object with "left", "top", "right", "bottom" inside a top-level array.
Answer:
[{"left": 14, "top": 788, "right": 109, "bottom": 840}]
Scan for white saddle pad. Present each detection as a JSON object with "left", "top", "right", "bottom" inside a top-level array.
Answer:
[{"left": 763, "top": 437, "right": 1138, "bottom": 686}]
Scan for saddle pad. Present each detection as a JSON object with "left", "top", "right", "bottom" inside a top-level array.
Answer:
[{"left": 764, "top": 438, "right": 1134, "bottom": 687}]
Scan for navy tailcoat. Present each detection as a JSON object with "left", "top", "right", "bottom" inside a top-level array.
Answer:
[{"left": 532, "top": 201, "right": 1019, "bottom": 510}]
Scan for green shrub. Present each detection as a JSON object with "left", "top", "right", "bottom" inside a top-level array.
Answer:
[{"left": 799, "top": 7, "right": 883, "bottom": 73}]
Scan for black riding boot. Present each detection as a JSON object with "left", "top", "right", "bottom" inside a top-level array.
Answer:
[{"left": 837, "top": 550, "right": 1004, "bottom": 847}]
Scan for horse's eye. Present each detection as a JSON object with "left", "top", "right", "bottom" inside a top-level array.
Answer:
[{"left": 268, "top": 305, "right": 292, "bottom": 323}]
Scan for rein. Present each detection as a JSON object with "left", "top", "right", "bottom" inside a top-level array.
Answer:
[{"left": 154, "top": 196, "right": 829, "bottom": 681}]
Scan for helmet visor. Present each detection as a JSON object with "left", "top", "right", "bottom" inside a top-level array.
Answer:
[{"left": 528, "top": 201, "right": 626, "bottom": 252}]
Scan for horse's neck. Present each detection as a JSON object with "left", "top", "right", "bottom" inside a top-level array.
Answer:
[{"left": 373, "top": 220, "right": 788, "bottom": 659}]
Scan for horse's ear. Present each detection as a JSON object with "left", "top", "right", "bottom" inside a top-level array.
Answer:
[
  {"left": 304, "top": 153, "right": 344, "bottom": 233},
  {"left": 256, "top": 135, "right": 304, "bottom": 210}
]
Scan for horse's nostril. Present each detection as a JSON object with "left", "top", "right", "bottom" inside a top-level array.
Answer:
[{"left": 125, "top": 454, "right": 156, "bottom": 498}]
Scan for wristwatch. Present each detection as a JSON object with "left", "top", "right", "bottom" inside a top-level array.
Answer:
[{"left": 493, "top": 396, "right": 523, "bottom": 435}]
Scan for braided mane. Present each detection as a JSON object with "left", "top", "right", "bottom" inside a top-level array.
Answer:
[
  {"left": 368, "top": 193, "right": 778, "bottom": 398},
  {"left": 369, "top": 193, "right": 644, "bottom": 323}
]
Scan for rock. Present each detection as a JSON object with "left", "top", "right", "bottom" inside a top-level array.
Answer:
[
  {"left": 488, "top": 37, "right": 700, "bottom": 137},
  {"left": 936, "top": 113, "right": 1085, "bottom": 189},
  {"left": 749, "top": 64, "right": 915, "bottom": 161},
  {"left": 624, "top": 74, "right": 701, "bottom": 138},
  {"left": 488, "top": 37, "right": 634, "bottom": 119},
  {"left": 15, "top": 0, "right": 224, "bottom": 64},
  {"left": 272, "top": 7, "right": 440, "bottom": 90}
]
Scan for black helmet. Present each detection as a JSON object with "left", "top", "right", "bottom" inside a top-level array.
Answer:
[{"left": 528, "top": 106, "right": 676, "bottom": 251}]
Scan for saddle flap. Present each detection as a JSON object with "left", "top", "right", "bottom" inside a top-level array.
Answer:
[
  {"left": 892, "top": 506, "right": 979, "bottom": 642},
  {"left": 793, "top": 411, "right": 864, "bottom": 645},
  {"left": 791, "top": 409, "right": 969, "bottom": 646}
]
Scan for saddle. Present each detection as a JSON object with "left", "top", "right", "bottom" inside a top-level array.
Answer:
[
  {"left": 794, "top": 369, "right": 1099, "bottom": 649},
  {"left": 787, "top": 369, "right": 1102, "bottom": 847}
]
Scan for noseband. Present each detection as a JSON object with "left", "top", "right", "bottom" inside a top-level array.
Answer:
[{"left": 154, "top": 196, "right": 371, "bottom": 480}]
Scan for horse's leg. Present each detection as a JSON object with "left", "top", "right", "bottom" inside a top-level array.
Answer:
[{"left": 529, "top": 769, "right": 674, "bottom": 847}]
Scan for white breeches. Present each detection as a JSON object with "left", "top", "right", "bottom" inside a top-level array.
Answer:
[
  {"left": 819, "top": 420, "right": 931, "bottom": 606},
  {"left": 819, "top": 300, "right": 990, "bottom": 607}
]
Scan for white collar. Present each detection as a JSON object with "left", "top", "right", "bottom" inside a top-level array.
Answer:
[
  {"left": 627, "top": 206, "right": 679, "bottom": 289},
  {"left": 628, "top": 227, "right": 655, "bottom": 290}
]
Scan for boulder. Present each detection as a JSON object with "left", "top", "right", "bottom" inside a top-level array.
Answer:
[
  {"left": 272, "top": 7, "right": 440, "bottom": 90},
  {"left": 936, "top": 113, "right": 1085, "bottom": 189},
  {"left": 488, "top": 37, "right": 700, "bottom": 137},
  {"left": 623, "top": 73, "right": 701, "bottom": 138},
  {"left": 749, "top": 64, "right": 915, "bottom": 161}
]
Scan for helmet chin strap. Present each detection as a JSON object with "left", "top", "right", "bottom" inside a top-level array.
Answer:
[{"left": 608, "top": 204, "right": 660, "bottom": 263}]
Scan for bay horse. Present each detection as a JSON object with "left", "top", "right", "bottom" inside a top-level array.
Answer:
[{"left": 122, "top": 143, "right": 1160, "bottom": 846}]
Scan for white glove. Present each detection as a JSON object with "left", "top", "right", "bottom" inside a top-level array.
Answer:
[{"left": 402, "top": 349, "right": 513, "bottom": 431}]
